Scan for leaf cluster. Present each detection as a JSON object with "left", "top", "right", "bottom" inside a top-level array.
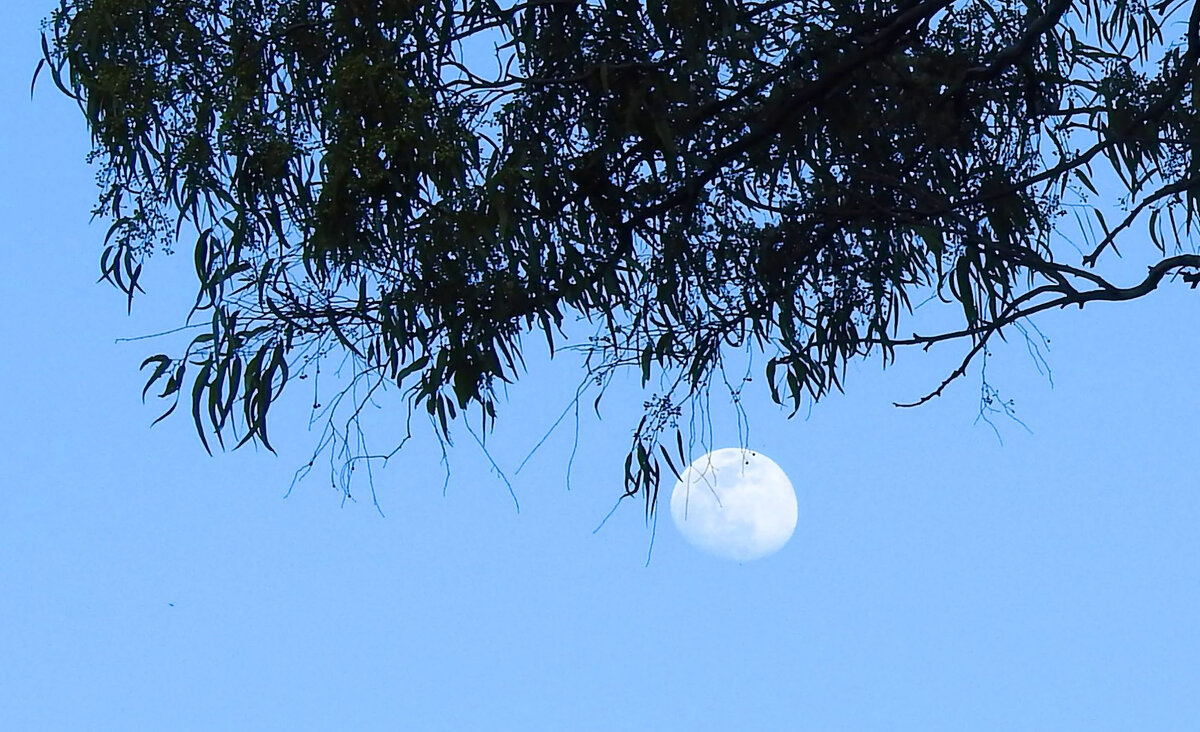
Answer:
[{"left": 41, "top": 0, "right": 1200, "bottom": 510}]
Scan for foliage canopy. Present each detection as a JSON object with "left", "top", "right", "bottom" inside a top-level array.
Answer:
[{"left": 41, "top": 0, "right": 1200, "bottom": 509}]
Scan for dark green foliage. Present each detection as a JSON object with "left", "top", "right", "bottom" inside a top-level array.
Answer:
[{"left": 41, "top": 0, "right": 1200, "bottom": 510}]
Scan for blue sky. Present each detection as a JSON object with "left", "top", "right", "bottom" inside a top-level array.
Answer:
[{"left": 4, "top": 3, "right": 1200, "bottom": 729}]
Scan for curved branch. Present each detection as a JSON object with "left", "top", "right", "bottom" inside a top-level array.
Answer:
[{"left": 895, "top": 254, "right": 1200, "bottom": 405}]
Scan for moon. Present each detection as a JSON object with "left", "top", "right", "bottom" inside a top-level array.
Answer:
[{"left": 669, "top": 448, "right": 798, "bottom": 561}]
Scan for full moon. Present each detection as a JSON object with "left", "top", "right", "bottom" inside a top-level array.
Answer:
[{"left": 669, "top": 448, "right": 798, "bottom": 561}]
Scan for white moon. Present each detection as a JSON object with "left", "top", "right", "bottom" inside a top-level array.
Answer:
[{"left": 669, "top": 448, "right": 798, "bottom": 561}]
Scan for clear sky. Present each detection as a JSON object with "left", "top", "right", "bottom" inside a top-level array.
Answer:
[{"left": 5, "top": 4, "right": 1200, "bottom": 730}]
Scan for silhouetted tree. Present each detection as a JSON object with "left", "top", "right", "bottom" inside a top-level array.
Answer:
[{"left": 40, "top": 0, "right": 1200, "bottom": 509}]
